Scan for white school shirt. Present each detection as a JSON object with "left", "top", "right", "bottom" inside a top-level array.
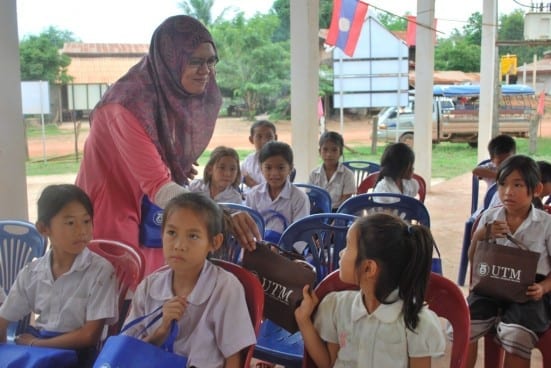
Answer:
[
  {"left": 314, "top": 290, "right": 445, "bottom": 368},
  {"left": 188, "top": 178, "right": 243, "bottom": 204},
  {"left": 0, "top": 288, "right": 6, "bottom": 305},
  {"left": 241, "top": 151, "right": 265, "bottom": 187},
  {"left": 373, "top": 177, "right": 420, "bottom": 202},
  {"left": 124, "top": 261, "right": 256, "bottom": 368},
  {"left": 308, "top": 163, "right": 356, "bottom": 209},
  {"left": 245, "top": 180, "right": 310, "bottom": 235},
  {"left": 0, "top": 248, "right": 118, "bottom": 332},
  {"left": 475, "top": 205, "right": 551, "bottom": 275}
]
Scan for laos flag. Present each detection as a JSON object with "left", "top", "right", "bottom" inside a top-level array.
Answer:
[{"left": 326, "top": 0, "right": 368, "bottom": 57}]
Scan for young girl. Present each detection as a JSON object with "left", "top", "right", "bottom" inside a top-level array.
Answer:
[
  {"left": 0, "top": 184, "right": 118, "bottom": 367},
  {"left": 188, "top": 146, "right": 243, "bottom": 204},
  {"left": 374, "top": 142, "right": 419, "bottom": 202},
  {"left": 308, "top": 131, "right": 356, "bottom": 210},
  {"left": 245, "top": 141, "right": 310, "bottom": 243},
  {"left": 467, "top": 155, "right": 551, "bottom": 368},
  {"left": 123, "top": 192, "right": 256, "bottom": 367},
  {"left": 295, "top": 213, "right": 445, "bottom": 367}
]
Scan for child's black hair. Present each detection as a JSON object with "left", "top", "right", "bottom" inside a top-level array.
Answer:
[
  {"left": 487, "top": 134, "right": 516, "bottom": 158},
  {"left": 249, "top": 119, "right": 277, "bottom": 137},
  {"left": 162, "top": 192, "right": 226, "bottom": 241},
  {"left": 203, "top": 146, "right": 241, "bottom": 188},
  {"left": 37, "top": 184, "right": 93, "bottom": 226},
  {"left": 318, "top": 131, "right": 344, "bottom": 155},
  {"left": 258, "top": 141, "right": 293, "bottom": 166},
  {"left": 496, "top": 155, "right": 540, "bottom": 196},
  {"left": 538, "top": 160, "right": 551, "bottom": 184},
  {"left": 377, "top": 143, "right": 415, "bottom": 184},
  {"left": 354, "top": 213, "right": 434, "bottom": 330}
]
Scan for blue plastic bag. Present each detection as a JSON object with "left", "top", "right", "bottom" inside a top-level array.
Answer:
[
  {"left": 0, "top": 345, "right": 78, "bottom": 368},
  {"left": 139, "top": 196, "right": 164, "bottom": 248}
]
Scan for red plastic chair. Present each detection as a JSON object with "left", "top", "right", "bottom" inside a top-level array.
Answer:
[
  {"left": 88, "top": 239, "right": 146, "bottom": 336},
  {"left": 303, "top": 271, "right": 470, "bottom": 368},
  {"left": 211, "top": 259, "right": 264, "bottom": 368},
  {"left": 357, "top": 171, "right": 426, "bottom": 203}
]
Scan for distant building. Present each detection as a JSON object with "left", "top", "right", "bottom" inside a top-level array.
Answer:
[{"left": 517, "top": 50, "right": 551, "bottom": 94}]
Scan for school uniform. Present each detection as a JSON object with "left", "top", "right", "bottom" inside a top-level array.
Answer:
[
  {"left": 468, "top": 205, "right": 551, "bottom": 359},
  {"left": 241, "top": 151, "right": 265, "bottom": 187},
  {"left": 188, "top": 178, "right": 243, "bottom": 204},
  {"left": 245, "top": 179, "right": 310, "bottom": 235},
  {"left": 373, "top": 177, "right": 420, "bottom": 202},
  {"left": 314, "top": 290, "right": 445, "bottom": 367},
  {"left": 0, "top": 248, "right": 118, "bottom": 331},
  {"left": 0, "top": 288, "right": 6, "bottom": 305},
  {"left": 124, "top": 261, "right": 256, "bottom": 368},
  {"left": 308, "top": 163, "right": 356, "bottom": 209}
]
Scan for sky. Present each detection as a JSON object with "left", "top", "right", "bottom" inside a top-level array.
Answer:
[{"left": 16, "top": 0, "right": 529, "bottom": 44}]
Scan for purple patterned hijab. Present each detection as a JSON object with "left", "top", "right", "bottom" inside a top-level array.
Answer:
[{"left": 93, "top": 15, "right": 222, "bottom": 184}]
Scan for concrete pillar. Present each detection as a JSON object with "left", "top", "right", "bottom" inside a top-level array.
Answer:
[
  {"left": 478, "top": 0, "right": 498, "bottom": 162},
  {"left": 414, "top": 0, "right": 435, "bottom": 188},
  {"left": 290, "top": 0, "right": 319, "bottom": 183},
  {"left": 0, "top": 0, "right": 28, "bottom": 220}
]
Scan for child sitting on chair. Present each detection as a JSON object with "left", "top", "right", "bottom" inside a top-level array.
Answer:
[
  {"left": 373, "top": 142, "right": 419, "bottom": 202},
  {"left": 245, "top": 141, "right": 310, "bottom": 243},
  {"left": 188, "top": 146, "right": 243, "bottom": 204},
  {"left": 308, "top": 131, "right": 356, "bottom": 210},
  {"left": 241, "top": 120, "right": 278, "bottom": 191},
  {"left": 123, "top": 192, "right": 256, "bottom": 367},
  {"left": 0, "top": 184, "right": 118, "bottom": 367}
]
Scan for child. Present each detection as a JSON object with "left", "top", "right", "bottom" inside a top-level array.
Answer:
[
  {"left": 467, "top": 155, "right": 551, "bottom": 368},
  {"left": 308, "top": 131, "right": 356, "bottom": 210},
  {"left": 0, "top": 184, "right": 118, "bottom": 367},
  {"left": 373, "top": 142, "right": 419, "bottom": 202},
  {"left": 123, "top": 192, "right": 256, "bottom": 367},
  {"left": 472, "top": 134, "right": 517, "bottom": 188},
  {"left": 295, "top": 213, "right": 445, "bottom": 367},
  {"left": 188, "top": 146, "right": 243, "bottom": 204},
  {"left": 241, "top": 120, "right": 278, "bottom": 190},
  {"left": 245, "top": 141, "right": 310, "bottom": 243}
]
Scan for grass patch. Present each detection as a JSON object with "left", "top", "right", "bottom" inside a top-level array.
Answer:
[
  {"left": 26, "top": 137, "right": 551, "bottom": 180},
  {"left": 26, "top": 124, "right": 74, "bottom": 138}
]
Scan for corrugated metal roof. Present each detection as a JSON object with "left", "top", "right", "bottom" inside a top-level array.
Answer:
[{"left": 62, "top": 43, "right": 148, "bottom": 84}]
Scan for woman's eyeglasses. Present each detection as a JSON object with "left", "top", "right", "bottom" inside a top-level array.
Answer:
[{"left": 187, "top": 56, "right": 219, "bottom": 70}]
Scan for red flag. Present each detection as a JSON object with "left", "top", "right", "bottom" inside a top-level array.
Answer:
[
  {"left": 537, "top": 91, "right": 545, "bottom": 116},
  {"left": 326, "top": 0, "right": 368, "bottom": 57},
  {"left": 406, "top": 15, "right": 438, "bottom": 46}
]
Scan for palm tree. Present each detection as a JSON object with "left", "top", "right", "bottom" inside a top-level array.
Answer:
[{"left": 178, "top": 0, "right": 234, "bottom": 26}]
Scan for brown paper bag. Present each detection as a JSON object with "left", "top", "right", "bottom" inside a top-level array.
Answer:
[
  {"left": 471, "top": 225, "right": 539, "bottom": 303},
  {"left": 242, "top": 241, "right": 316, "bottom": 333}
]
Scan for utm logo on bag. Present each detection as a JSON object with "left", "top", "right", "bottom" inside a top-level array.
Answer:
[
  {"left": 153, "top": 210, "right": 163, "bottom": 226},
  {"left": 477, "top": 262, "right": 522, "bottom": 283},
  {"left": 260, "top": 277, "right": 293, "bottom": 306}
]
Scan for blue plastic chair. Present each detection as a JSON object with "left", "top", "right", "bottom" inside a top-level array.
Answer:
[
  {"left": 336, "top": 193, "right": 431, "bottom": 228},
  {"left": 342, "top": 160, "right": 381, "bottom": 190},
  {"left": 471, "top": 158, "right": 491, "bottom": 214},
  {"left": 294, "top": 183, "right": 332, "bottom": 214},
  {"left": 457, "top": 182, "right": 498, "bottom": 286},
  {"left": 218, "top": 203, "right": 265, "bottom": 263},
  {"left": 252, "top": 213, "right": 357, "bottom": 367},
  {"left": 0, "top": 220, "right": 46, "bottom": 342}
]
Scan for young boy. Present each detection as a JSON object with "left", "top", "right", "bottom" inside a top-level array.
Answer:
[
  {"left": 241, "top": 120, "right": 277, "bottom": 190},
  {"left": 472, "top": 134, "right": 516, "bottom": 210}
]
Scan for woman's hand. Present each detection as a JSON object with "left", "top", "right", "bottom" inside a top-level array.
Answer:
[
  {"left": 230, "top": 211, "right": 261, "bottom": 251},
  {"left": 295, "top": 285, "right": 318, "bottom": 326}
]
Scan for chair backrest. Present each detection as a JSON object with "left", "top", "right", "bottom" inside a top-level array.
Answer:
[
  {"left": 211, "top": 259, "right": 264, "bottom": 368},
  {"left": 357, "top": 171, "right": 426, "bottom": 203},
  {"left": 425, "top": 272, "right": 470, "bottom": 368},
  {"left": 88, "top": 239, "right": 145, "bottom": 336},
  {"left": 278, "top": 213, "right": 357, "bottom": 284},
  {"left": 342, "top": 160, "right": 381, "bottom": 190},
  {"left": 303, "top": 271, "right": 470, "bottom": 368},
  {"left": 218, "top": 203, "right": 265, "bottom": 263},
  {"left": 483, "top": 182, "right": 497, "bottom": 209},
  {"left": 295, "top": 183, "right": 332, "bottom": 214},
  {"left": 0, "top": 220, "right": 46, "bottom": 294},
  {"left": 336, "top": 193, "right": 431, "bottom": 228},
  {"left": 471, "top": 158, "right": 491, "bottom": 214}
]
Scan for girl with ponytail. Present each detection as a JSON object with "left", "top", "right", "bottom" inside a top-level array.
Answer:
[{"left": 295, "top": 213, "right": 445, "bottom": 368}]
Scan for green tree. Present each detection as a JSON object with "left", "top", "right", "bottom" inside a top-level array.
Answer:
[
  {"left": 271, "top": 0, "right": 333, "bottom": 42},
  {"left": 435, "top": 35, "right": 480, "bottom": 72},
  {"left": 498, "top": 10, "right": 545, "bottom": 66},
  {"left": 211, "top": 14, "right": 290, "bottom": 118},
  {"left": 178, "top": 0, "right": 233, "bottom": 26},
  {"left": 463, "top": 12, "right": 482, "bottom": 45},
  {"left": 19, "top": 26, "right": 75, "bottom": 83},
  {"left": 377, "top": 12, "right": 408, "bottom": 31}
]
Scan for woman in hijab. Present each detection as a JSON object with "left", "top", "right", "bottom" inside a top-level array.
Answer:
[{"left": 76, "top": 15, "right": 259, "bottom": 272}]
